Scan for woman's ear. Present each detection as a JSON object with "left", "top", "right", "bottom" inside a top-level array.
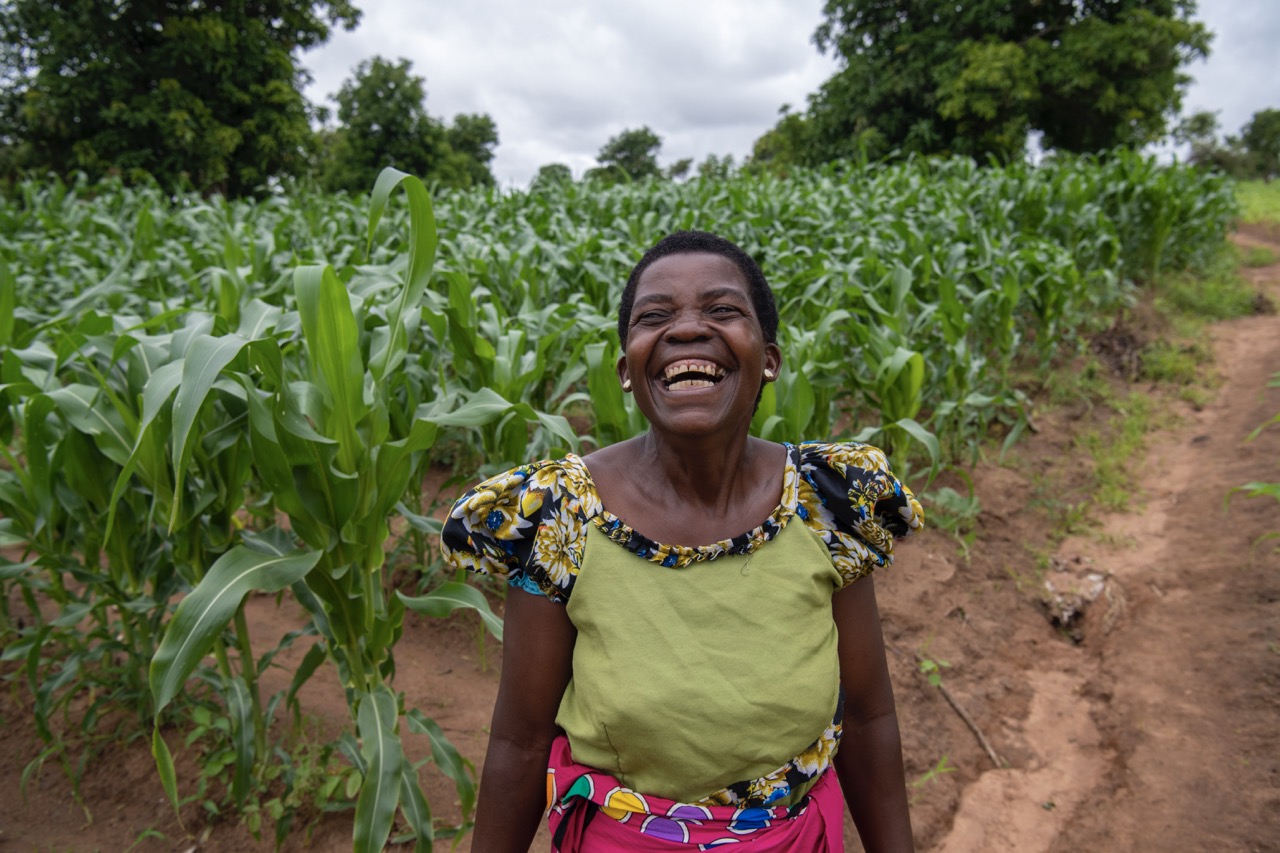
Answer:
[
  {"left": 616, "top": 356, "right": 632, "bottom": 392},
  {"left": 763, "top": 343, "right": 782, "bottom": 382}
]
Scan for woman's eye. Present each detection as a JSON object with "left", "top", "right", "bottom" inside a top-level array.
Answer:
[
  {"left": 635, "top": 310, "right": 666, "bottom": 323},
  {"left": 710, "top": 305, "right": 739, "bottom": 316}
]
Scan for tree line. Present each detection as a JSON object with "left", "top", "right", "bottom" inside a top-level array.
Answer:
[{"left": 0, "top": 0, "right": 1274, "bottom": 197}]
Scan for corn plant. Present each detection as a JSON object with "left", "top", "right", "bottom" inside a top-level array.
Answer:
[{"left": 145, "top": 169, "right": 571, "bottom": 851}]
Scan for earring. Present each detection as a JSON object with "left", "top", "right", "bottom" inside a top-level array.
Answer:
[
  {"left": 622, "top": 379, "right": 632, "bottom": 391},
  {"left": 763, "top": 369, "right": 775, "bottom": 380}
]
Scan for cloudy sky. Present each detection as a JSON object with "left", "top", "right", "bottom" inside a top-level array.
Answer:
[{"left": 301, "top": 0, "right": 1280, "bottom": 188}]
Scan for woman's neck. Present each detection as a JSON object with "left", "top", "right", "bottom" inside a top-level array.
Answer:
[{"left": 584, "top": 431, "right": 787, "bottom": 546}]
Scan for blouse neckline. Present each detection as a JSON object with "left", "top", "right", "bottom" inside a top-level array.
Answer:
[{"left": 562, "top": 443, "right": 803, "bottom": 567}]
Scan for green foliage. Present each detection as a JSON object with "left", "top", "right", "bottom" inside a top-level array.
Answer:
[
  {"left": 0, "top": 0, "right": 359, "bottom": 195},
  {"left": 1183, "top": 108, "right": 1280, "bottom": 180},
  {"left": 532, "top": 163, "right": 574, "bottom": 189},
  {"left": 921, "top": 481, "right": 981, "bottom": 560},
  {"left": 445, "top": 113, "right": 500, "bottom": 188},
  {"left": 0, "top": 153, "right": 1238, "bottom": 844},
  {"left": 590, "top": 126, "right": 663, "bottom": 182},
  {"left": 1237, "top": 180, "right": 1280, "bottom": 225},
  {"left": 698, "top": 153, "right": 738, "bottom": 181},
  {"left": 1157, "top": 250, "right": 1257, "bottom": 321},
  {"left": 1241, "top": 109, "right": 1280, "bottom": 180},
  {"left": 1076, "top": 394, "right": 1155, "bottom": 510},
  {"left": 666, "top": 157, "right": 694, "bottom": 181},
  {"left": 787, "top": 0, "right": 1210, "bottom": 165},
  {"left": 1240, "top": 245, "right": 1276, "bottom": 268},
  {"left": 748, "top": 108, "right": 813, "bottom": 176},
  {"left": 317, "top": 57, "right": 498, "bottom": 194}
]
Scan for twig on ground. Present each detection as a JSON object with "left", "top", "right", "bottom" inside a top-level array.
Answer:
[
  {"left": 933, "top": 678, "right": 1005, "bottom": 769},
  {"left": 896, "top": 645, "right": 1005, "bottom": 769}
]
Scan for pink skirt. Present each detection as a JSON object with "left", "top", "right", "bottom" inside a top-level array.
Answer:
[{"left": 545, "top": 735, "right": 845, "bottom": 851}]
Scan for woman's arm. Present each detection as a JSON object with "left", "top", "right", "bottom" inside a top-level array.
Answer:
[
  {"left": 832, "top": 575, "right": 915, "bottom": 853},
  {"left": 470, "top": 589, "right": 576, "bottom": 853}
]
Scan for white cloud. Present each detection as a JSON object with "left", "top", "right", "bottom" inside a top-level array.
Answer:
[
  {"left": 301, "top": 0, "right": 837, "bottom": 186},
  {"left": 300, "top": 0, "right": 1280, "bottom": 187},
  {"left": 1181, "top": 0, "right": 1280, "bottom": 137}
]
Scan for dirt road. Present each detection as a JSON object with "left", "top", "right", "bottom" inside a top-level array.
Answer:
[{"left": 891, "top": 231, "right": 1280, "bottom": 853}]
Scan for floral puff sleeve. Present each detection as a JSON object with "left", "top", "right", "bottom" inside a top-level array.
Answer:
[
  {"left": 793, "top": 441, "right": 924, "bottom": 588},
  {"left": 440, "top": 458, "right": 598, "bottom": 604}
]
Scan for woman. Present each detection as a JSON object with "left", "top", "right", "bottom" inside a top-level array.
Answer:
[{"left": 442, "top": 230, "right": 923, "bottom": 852}]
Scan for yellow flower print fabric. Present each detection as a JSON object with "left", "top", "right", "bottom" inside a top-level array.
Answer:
[{"left": 441, "top": 441, "right": 923, "bottom": 602}]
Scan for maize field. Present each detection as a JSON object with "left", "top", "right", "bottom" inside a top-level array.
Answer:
[{"left": 0, "top": 151, "right": 1236, "bottom": 850}]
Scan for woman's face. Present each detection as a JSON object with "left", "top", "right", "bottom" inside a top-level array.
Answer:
[{"left": 618, "top": 252, "right": 781, "bottom": 439}]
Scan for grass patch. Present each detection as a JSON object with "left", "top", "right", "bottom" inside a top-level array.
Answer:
[
  {"left": 1236, "top": 180, "right": 1280, "bottom": 225},
  {"left": 1044, "top": 355, "right": 1116, "bottom": 409},
  {"left": 1156, "top": 249, "right": 1257, "bottom": 322},
  {"left": 1140, "top": 339, "right": 1211, "bottom": 385},
  {"left": 1240, "top": 244, "right": 1276, "bottom": 267},
  {"left": 1076, "top": 393, "right": 1156, "bottom": 511}
]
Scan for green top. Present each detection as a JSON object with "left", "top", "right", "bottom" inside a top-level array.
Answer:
[
  {"left": 441, "top": 441, "right": 925, "bottom": 806},
  {"left": 556, "top": 521, "right": 842, "bottom": 804}
]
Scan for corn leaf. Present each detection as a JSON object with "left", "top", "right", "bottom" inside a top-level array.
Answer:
[
  {"left": 150, "top": 544, "right": 322, "bottom": 713},
  {"left": 353, "top": 685, "right": 403, "bottom": 853},
  {"left": 399, "top": 581, "right": 504, "bottom": 641}
]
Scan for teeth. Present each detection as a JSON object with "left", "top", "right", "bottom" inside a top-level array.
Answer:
[
  {"left": 662, "top": 360, "right": 726, "bottom": 381},
  {"left": 669, "top": 379, "right": 717, "bottom": 390}
]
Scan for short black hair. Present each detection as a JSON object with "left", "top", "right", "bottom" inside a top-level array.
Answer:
[{"left": 617, "top": 230, "right": 779, "bottom": 347}]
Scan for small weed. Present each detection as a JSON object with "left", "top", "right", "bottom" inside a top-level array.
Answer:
[
  {"left": 1237, "top": 180, "right": 1280, "bottom": 225},
  {"left": 1139, "top": 340, "right": 1202, "bottom": 385},
  {"left": 921, "top": 480, "right": 982, "bottom": 560},
  {"left": 1045, "top": 355, "right": 1114, "bottom": 409},
  {"left": 909, "top": 755, "right": 957, "bottom": 803},
  {"left": 1028, "top": 472, "right": 1093, "bottom": 541},
  {"left": 1076, "top": 393, "right": 1154, "bottom": 511},
  {"left": 184, "top": 705, "right": 357, "bottom": 844},
  {"left": 1240, "top": 245, "right": 1276, "bottom": 267},
  {"left": 918, "top": 656, "right": 951, "bottom": 687},
  {"left": 916, "top": 637, "right": 952, "bottom": 687},
  {"left": 1178, "top": 384, "right": 1214, "bottom": 409},
  {"left": 124, "top": 829, "right": 167, "bottom": 852},
  {"left": 1156, "top": 251, "right": 1257, "bottom": 321}
]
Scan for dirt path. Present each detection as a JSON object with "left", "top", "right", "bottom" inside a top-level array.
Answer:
[
  {"left": 916, "top": 233, "right": 1280, "bottom": 853},
  {"left": 2, "top": 237, "right": 1278, "bottom": 852}
]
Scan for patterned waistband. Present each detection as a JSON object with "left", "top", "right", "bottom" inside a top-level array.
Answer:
[{"left": 545, "top": 735, "right": 845, "bottom": 851}]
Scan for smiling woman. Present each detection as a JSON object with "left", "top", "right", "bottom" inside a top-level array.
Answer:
[{"left": 442, "top": 230, "right": 924, "bottom": 852}]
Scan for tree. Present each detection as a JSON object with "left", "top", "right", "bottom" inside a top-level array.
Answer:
[
  {"left": 1241, "top": 109, "right": 1280, "bottom": 180},
  {"left": 531, "top": 163, "right": 573, "bottom": 190},
  {"left": 0, "top": 0, "right": 360, "bottom": 194},
  {"left": 794, "top": 0, "right": 1211, "bottom": 164},
  {"left": 1174, "top": 108, "right": 1280, "bottom": 179},
  {"left": 697, "top": 153, "right": 737, "bottom": 181},
  {"left": 746, "top": 106, "right": 812, "bottom": 175},
  {"left": 319, "top": 56, "right": 444, "bottom": 193},
  {"left": 318, "top": 57, "right": 499, "bottom": 193},
  {"left": 444, "top": 113, "right": 499, "bottom": 188},
  {"left": 665, "top": 157, "right": 694, "bottom": 181},
  {"left": 590, "top": 126, "right": 663, "bottom": 182}
]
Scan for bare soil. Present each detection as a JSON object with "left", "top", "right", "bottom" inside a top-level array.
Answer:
[{"left": 2, "top": 237, "right": 1278, "bottom": 852}]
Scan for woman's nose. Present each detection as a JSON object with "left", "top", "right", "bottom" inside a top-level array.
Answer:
[{"left": 664, "top": 309, "right": 710, "bottom": 340}]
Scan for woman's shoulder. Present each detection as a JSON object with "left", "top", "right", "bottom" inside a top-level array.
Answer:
[
  {"left": 792, "top": 440, "right": 892, "bottom": 476},
  {"left": 445, "top": 455, "right": 600, "bottom": 540},
  {"left": 440, "top": 456, "right": 599, "bottom": 604},
  {"left": 790, "top": 439, "right": 925, "bottom": 586}
]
